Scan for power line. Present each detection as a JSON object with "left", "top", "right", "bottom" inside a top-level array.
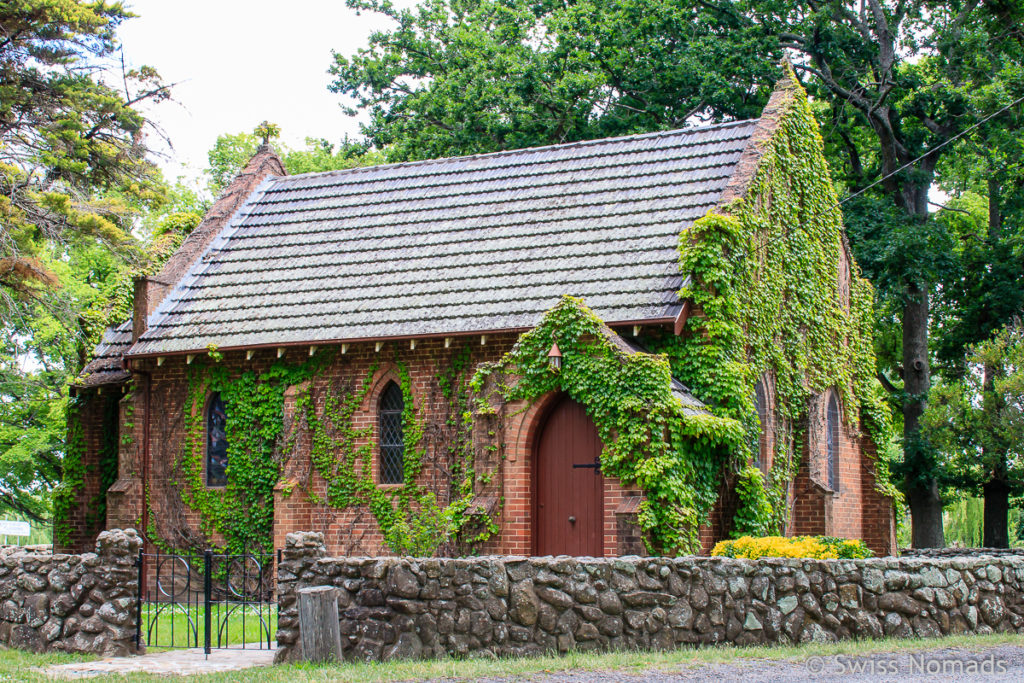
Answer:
[{"left": 750, "top": 93, "right": 1024, "bottom": 257}]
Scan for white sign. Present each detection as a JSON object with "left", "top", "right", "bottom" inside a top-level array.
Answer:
[{"left": 0, "top": 520, "right": 30, "bottom": 537}]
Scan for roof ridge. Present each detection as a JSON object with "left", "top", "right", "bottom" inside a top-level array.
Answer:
[{"left": 271, "top": 119, "right": 759, "bottom": 184}]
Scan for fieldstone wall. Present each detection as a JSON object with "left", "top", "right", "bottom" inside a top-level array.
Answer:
[
  {"left": 0, "top": 529, "right": 141, "bottom": 655},
  {"left": 276, "top": 532, "right": 1024, "bottom": 662},
  {"left": 901, "top": 548, "right": 1024, "bottom": 559}
]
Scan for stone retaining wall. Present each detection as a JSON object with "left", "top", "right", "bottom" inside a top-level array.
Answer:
[
  {"left": 0, "top": 529, "right": 141, "bottom": 655},
  {"left": 901, "top": 548, "right": 1024, "bottom": 558},
  {"left": 276, "top": 532, "right": 1024, "bottom": 662}
]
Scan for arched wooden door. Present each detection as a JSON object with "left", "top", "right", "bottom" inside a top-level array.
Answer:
[{"left": 534, "top": 396, "right": 604, "bottom": 556}]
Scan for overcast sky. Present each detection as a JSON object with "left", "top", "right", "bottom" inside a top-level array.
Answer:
[{"left": 118, "top": 1, "right": 416, "bottom": 182}]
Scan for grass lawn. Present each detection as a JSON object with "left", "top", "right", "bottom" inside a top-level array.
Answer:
[
  {"left": 3, "top": 632, "right": 1022, "bottom": 682},
  {"left": 141, "top": 602, "right": 277, "bottom": 649}
]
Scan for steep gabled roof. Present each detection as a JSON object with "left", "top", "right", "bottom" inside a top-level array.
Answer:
[
  {"left": 129, "top": 120, "right": 758, "bottom": 356},
  {"left": 77, "top": 321, "right": 132, "bottom": 387}
]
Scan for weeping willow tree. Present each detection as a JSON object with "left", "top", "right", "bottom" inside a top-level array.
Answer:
[{"left": 943, "top": 498, "right": 1023, "bottom": 548}]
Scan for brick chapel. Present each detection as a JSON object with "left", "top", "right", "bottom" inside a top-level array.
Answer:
[{"left": 60, "top": 75, "right": 897, "bottom": 558}]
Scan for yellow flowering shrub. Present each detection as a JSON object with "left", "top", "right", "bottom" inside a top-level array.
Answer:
[{"left": 711, "top": 535, "right": 871, "bottom": 559}]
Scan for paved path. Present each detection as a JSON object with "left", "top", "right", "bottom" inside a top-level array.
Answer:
[{"left": 43, "top": 644, "right": 275, "bottom": 679}]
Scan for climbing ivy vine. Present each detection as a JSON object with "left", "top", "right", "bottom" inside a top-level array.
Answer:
[
  {"left": 296, "top": 352, "right": 483, "bottom": 555},
  {"left": 644, "top": 70, "right": 900, "bottom": 532},
  {"left": 171, "top": 344, "right": 492, "bottom": 556},
  {"left": 180, "top": 354, "right": 329, "bottom": 554},
  {"left": 53, "top": 395, "right": 84, "bottom": 546},
  {"left": 473, "top": 296, "right": 744, "bottom": 554}
]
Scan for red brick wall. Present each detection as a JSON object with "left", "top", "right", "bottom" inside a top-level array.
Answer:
[
  {"left": 103, "top": 338, "right": 895, "bottom": 558},
  {"left": 788, "top": 392, "right": 896, "bottom": 556},
  {"left": 112, "top": 334, "right": 665, "bottom": 558},
  {"left": 56, "top": 388, "right": 123, "bottom": 553}
]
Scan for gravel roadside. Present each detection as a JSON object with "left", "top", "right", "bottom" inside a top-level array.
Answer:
[{"left": 469, "top": 644, "right": 1024, "bottom": 682}]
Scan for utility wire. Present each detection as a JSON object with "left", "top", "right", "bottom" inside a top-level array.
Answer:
[{"left": 750, "top": 93, "right": 1024, "bottom": 256}]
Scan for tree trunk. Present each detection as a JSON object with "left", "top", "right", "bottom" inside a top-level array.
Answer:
[
  {"left": 908, "top": 479, "right": 945, "bottom": 548},
  {"left": 981, "top": 356, "right": 1010, "bottom": 548},
  {"left": 903, "top": 284, "right": 945, "bottom": 547},
  {"left": 982, "top": 480, "right": 1010, "bottom": 548}
]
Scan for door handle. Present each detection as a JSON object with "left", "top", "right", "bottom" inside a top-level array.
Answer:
[{"left": 568, "top": 516, "right": 576, "bottom": 524}]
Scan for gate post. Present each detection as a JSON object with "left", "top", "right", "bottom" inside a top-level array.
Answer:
[{"left": 203, "top": 549, "right": 212, "bottom": 655}]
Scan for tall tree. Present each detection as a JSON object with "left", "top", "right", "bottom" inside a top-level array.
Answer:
[
  {"left": 923, "top": 323, "right": 1024, "bottom": 547},
  {"left": 0, "top": 1, "right": 170, "bottom": 522},
  {"left": 330, "top": 0, "right": 780, "bottom": 161},
  {"left": 928, "top": 56, "right": 1024, "bottom": 545}
]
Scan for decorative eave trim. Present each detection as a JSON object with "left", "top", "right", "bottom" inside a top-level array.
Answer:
[{"left": 123, "top": 317, "right": 677, "bottom": 360}]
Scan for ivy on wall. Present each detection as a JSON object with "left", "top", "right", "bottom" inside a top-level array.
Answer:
[
  {"left": 53, "top": 395, "right": 83, "bottom": 546},
  {"left": 644, "top": 70, "right": 899, "bottom": 533},
  {"left": 297, "top": 352, "right": 487, "bottom": 555},
  {"left": 474, "top": 71, "right": 897, "bottom": 552},
  {"left": 159, "top": 338, "right": 497, "bottom": 556},
  {"left": 86, "top": 393, "right": 121, "bottom": 530},
  {"left": 180, "top": 355, "right": 329, "bottom": 554},
  {"left": 473, "top": 296, "right": 744, "bottom": 554}
]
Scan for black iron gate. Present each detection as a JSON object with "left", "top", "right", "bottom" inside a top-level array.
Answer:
[{"left": 135, "top": 549, "right": 276, "bottom": 653}]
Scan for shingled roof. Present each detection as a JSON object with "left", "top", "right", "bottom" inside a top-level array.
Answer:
[
  {"left": 78, "top": 321, "right": 132, "bottom": 387},
  {"left": 129, "top": 119, "right": 759, "bottom": 356}
]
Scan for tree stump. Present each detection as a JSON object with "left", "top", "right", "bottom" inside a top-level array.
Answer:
[{"left": 298, "top": 586, "right": 342, "bottom": 663}]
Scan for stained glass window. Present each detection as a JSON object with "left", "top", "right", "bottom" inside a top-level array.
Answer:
[
  {"left": 826, "top": 392, "right": 840, "bottom": 491},
  {"left": 379, "top": 382, "right": 404, "bottom": 484},
  {"left": 207, "top": 392, "right": 228, "bottom": 487},
  {"left": 753, "top": 380, "right": 768, "bottom": 473}
]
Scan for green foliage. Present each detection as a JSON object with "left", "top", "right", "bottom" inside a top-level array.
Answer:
[
  {"left": 731, "top": 466, "right": 774, "bottom": 538},
  {"left": 815, "top": 536, "right": 873, "bottom": 560},
  {"left": 943, "top": 497, "right": 986, "bottom": 548},
  {"left": 943, "top": 498, "right": 1024, "bottom": 549},
  {"left": 0, "top": 1, "right": 190, "bottom": 526},
  {"left": 923, "top": 324, "right": 1024, "bottom": 501},
  {"left": 298, "top": 358, "right": 476, "bottom": 556},
  {"left": 330, "top": 0, "right": 779, "bottom": 162},
  {"left": 180, "top": 357, "right": 329, "bottom": 554},
  {"left": 649, "top": 76, "right": 899, "bottom": 531},
  {"left": 171, "top": 343, "right": 490, "bottom": 557},
  {"left": 1, "top": 0, "right": 170, "bottom": 300},
  {"left": 473, "top": 296, "right": 743, "bottom": 554},
  {"left": 206, "top": 132, "right": 386, "bottom": 195},
  {"left": 50, "top": 396, "right": 83, "bottom": 545}
]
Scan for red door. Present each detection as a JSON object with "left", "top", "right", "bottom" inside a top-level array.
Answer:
[{"left": 534, "top": 396, "right": 604, "bottom": 556}]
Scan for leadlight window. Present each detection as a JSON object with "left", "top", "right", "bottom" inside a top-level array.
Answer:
[
  {"left": 207, "top": 392, "right": 228, "bottom": 487},
  {"left": 826, "top": 392, "right": 840, "bottom": 491},
  {"left": 379, "top": 382, "right": 404, "bottom": 485},
  {"left": 753, "top": 380, "right": 768, "bottom": 473}
]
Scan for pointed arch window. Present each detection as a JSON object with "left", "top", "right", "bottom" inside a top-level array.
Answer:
[
  {"left": 379, "top": 382, "right": 405, "bottom": 484},
  {"left": 753, "top": 379, "right": 768, "bottom": 473},
  {"left": 206, "top": 392, "right": 228, "bottom": 487},
  {"left": 826, "top": 392, "right": 841, "bottom": 491}
]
